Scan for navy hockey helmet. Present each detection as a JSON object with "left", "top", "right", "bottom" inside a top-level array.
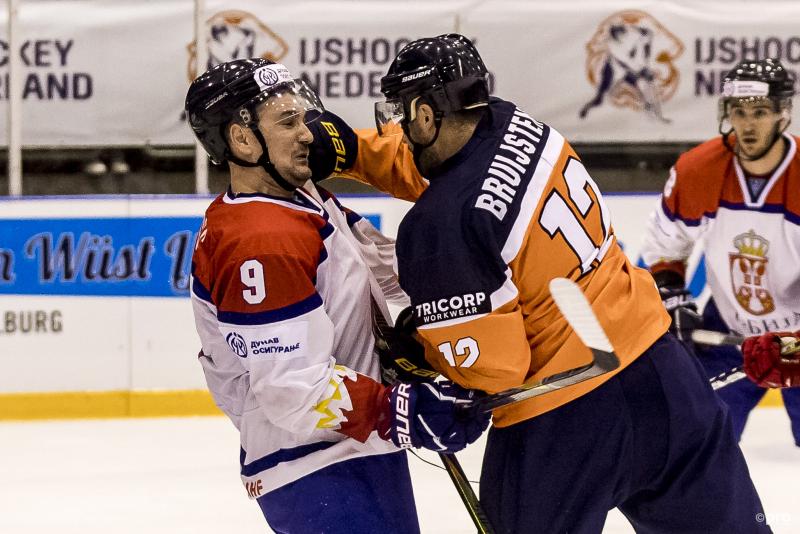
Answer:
[
  {"left": 375, "top": 34, "right": 490, "bottom": 136},
  {"left": 185, "top": 58, "right": 323, "bottom": 166},
  {"left": 718, "top": 58, "right": 795, "bottom": 141}
]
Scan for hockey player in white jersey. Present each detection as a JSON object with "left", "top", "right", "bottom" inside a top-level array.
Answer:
[
  {"left": 641, "top": 58, "right": 800, "bottom": 446},
  {"left": 184, "top": 58, "right": 489, "bottom": 533}
]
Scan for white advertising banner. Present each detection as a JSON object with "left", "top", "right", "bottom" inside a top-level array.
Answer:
[
  {"left": 0, "top": 193, "right": 675, "bottom": 394},
  {"left": 0, "top": 0, "right": 464, "bottom": 146},
  {"left": 462, "top": 1, "right": 800, "bottom": 142},
  {"left": 0, "top": 0, "right": 193, "bottom": 146},
  {"left": 0, "top": 1, "right": 799, "bottom": 145}
]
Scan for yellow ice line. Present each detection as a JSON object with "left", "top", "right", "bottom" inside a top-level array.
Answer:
[
  {"left": 0, "top": 387, "right": 783, "bottom": 421},
  {"left": 0, "top": 389, "right": 222, "bottom": 420}
]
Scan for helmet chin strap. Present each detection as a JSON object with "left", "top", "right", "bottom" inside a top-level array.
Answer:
[
  {"left": 228, "top": 126, "right": 296, "bottom": 192},
  {"left": 401, "top": 114, "right": 443, "bottom": 174}
]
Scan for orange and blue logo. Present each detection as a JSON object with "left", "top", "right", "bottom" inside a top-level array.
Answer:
[
  {"left": 187, "top": 10, "right": 289, "bottom": 81},
  {"left": 580, "top": 10, "right": 684, "bottom": 123}
]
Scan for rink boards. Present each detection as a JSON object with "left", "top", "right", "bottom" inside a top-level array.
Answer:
[{"left": 0, "top": 194, "right": 780, "bottom": 418}]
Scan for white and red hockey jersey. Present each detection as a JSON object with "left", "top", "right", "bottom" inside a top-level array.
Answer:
[
  {"left": 641, "top": 134, "right": 800, "bottom": 336},
  {"left": 190, "top": 184, "right": 405, "bottom": 498}
]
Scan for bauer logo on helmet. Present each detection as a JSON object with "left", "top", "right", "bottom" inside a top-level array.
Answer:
[{"left": 204, "top": 91, "right": 229, "bottom": 110}]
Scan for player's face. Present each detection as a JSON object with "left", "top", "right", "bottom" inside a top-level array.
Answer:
[
  {"left": 256, "top": 93, "right": 314, "bottom": 186},
  {"left": 729, "top": 100, "right": 781, "bottom": 159}
]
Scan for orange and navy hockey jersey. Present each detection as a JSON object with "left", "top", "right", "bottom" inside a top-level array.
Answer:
[
  {"left": 190, "top": 185, "right": 405, "bottom": 497},
  {"left": 641, "top": 134, "right": 800, "bottom": 336},
  {"left": 337, "top": 98, "right": 670, "bottom": 427}
]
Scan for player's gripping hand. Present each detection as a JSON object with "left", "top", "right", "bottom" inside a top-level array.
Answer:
[
  {"left": 742, "top": 332, "right": 800, "bottom": 388},
  {"left": 306, "top": 109, "right": 358, "bottom": 183},
  {"left": 376, "top": 380, "right": 490, "bottom": 453},
  {"left": 659, "top": 286, "right": 702, "bottom": 342},
  {"left": 377, "top": 306, "right": 440, "bottom": 385},
  {"left": 653, "top": 271, "right": 702, "bottom": 342}
]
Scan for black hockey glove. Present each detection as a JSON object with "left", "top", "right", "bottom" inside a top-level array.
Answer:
[
  {"left": 306, "top": 109, "right": 358, "bottom": 183},
  {"left": 377, "top": 379, "right": 490, "bottom": 453},
  {"left": 653, "top": 270, "right": 703, "bottom": 343},
  {"left": 375, "top": 306, "right": 440, "bottom": 385}
]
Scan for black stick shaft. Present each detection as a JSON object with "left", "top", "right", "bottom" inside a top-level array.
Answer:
[{"left": 439, "top": 452, "right": 495, "bottom": 534}]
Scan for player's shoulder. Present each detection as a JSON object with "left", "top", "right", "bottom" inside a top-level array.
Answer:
[
  {"left": 788, "top": 135, "right": 800, "bottom": 164},
  {"left": 784, "top": 135, "right": 800, "bottom": 179},
  {"left": 203, "top": 190, "right": 329, "bottom": 255},
  {"left": 466, "top": 100, "right": 564, "bottom": 235},
  {"left": 483, "top": 98, "right": 568, "bottom": 182},
  {"left": 674, "top": 137, "right": 731, "bottom": 179},
  {"left": 487, "top": 97, "right": 555, "bottom": 141},
  {"left": 658, "top": 138, "right": 732, "bottom": 219}
]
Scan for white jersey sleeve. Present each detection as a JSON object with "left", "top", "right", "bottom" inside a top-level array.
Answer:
[{"left": 640, "top": 166, "right": 709, "bottom": 270}]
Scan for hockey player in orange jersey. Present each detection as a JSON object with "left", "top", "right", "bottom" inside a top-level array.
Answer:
[
  {"left": 641, "top": 58, "right": 800, "bottom": 447},
  {"left": 184, "top": 58, "right": 489, "bottom": 533},
  {"left": 309, "top": 35, "right": 770, "bottom": 533}
]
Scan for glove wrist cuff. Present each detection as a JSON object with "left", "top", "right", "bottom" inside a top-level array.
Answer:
[{"left": 376, "top": 385, "right": 393, "bottom": 440}]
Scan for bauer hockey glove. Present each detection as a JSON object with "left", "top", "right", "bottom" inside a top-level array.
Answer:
[
  {"left": 376, "top": 380, "right": 490, "bottom": 453},
  {"left": 742, "top": 332, "right": 800, "bottom": 388},
  {"left": 306, "top": 109, "right": 358, "bottom": 182},
  {"left": 375, "top": 306, "right": 440, "bottom": 385},
  {"left": 653, "top": 270, "right": 702, "bottom": 343}
]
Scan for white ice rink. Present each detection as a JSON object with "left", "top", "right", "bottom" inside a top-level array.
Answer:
[{"left": 2, "top": 409, "right": 798, "bottom": 533}]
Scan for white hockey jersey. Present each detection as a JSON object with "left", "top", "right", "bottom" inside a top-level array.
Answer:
[
  {"left": 641, "top": 134, "right": 800, "bottom": 336},
  {"left": 190, "top": 184, "right": 406, "bottom": 498}
]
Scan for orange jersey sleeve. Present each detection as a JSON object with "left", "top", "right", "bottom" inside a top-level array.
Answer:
[{"left": 334, "top": 127, "right": 428, "bottom": 202}]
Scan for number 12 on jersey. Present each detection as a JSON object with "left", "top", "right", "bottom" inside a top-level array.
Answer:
[{"left": 539, "top": 157, "right": 613, "bottom": 275}]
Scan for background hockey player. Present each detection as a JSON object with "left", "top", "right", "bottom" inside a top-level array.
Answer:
[
  {"left": 641, "top": 58, "right": 800, "bottom": 447},
  {"left": 184, "top": 58, "right": 488, "bottom": 533},
  {"left": 308, "top": 34, "right": 770, "bottom": 533}
]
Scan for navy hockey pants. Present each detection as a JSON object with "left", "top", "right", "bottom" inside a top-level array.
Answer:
[
  {"left": 480, "top": 333, "right": 770, "bottom": 534},
  {"left": 698, "top": 298, "right": 800, "bottom": 446},
  {"left": 256, "top": 451, "right": 420, "bottom": 534}
]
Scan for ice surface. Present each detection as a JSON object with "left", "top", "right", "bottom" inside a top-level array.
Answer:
[{"left": 1, "top": 409, "right": 797, "bottom": 533}]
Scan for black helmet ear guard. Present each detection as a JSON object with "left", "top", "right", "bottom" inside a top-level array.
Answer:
[{"left": 185, "top": 59, "right": 324, "bottom": 190}]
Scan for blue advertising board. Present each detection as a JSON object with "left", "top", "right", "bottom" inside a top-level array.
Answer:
[{"left": 0, "top": 214, "right": 382, "bottom": 297}]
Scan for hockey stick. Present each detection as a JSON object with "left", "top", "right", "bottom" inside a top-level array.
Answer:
[
  {"left": 438, "top": 452, "right": 494, "bottom": 534},
  {"left": 441, "top": 277, "right": 619, "bottom": 534},
  {"left": 469, "top": 278, "right": 621, "bottom": 413},
  {"left": 689, "top": 330, "right": 747, "bottom": 389},
  {"left": 691, "top": 329, "right": 744, "bottom": 347},
  {"left": 693, "top": 329, "right": 800, "bottom": 389},
  {"left": 710, "top": 366, "right": 747, "bottom": 390},
  {"left": 692, "top": 328, "right": 800, "bottom": 355},
  {"left": 370, "top": 301, "right": 495, "bottom": 533}
]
